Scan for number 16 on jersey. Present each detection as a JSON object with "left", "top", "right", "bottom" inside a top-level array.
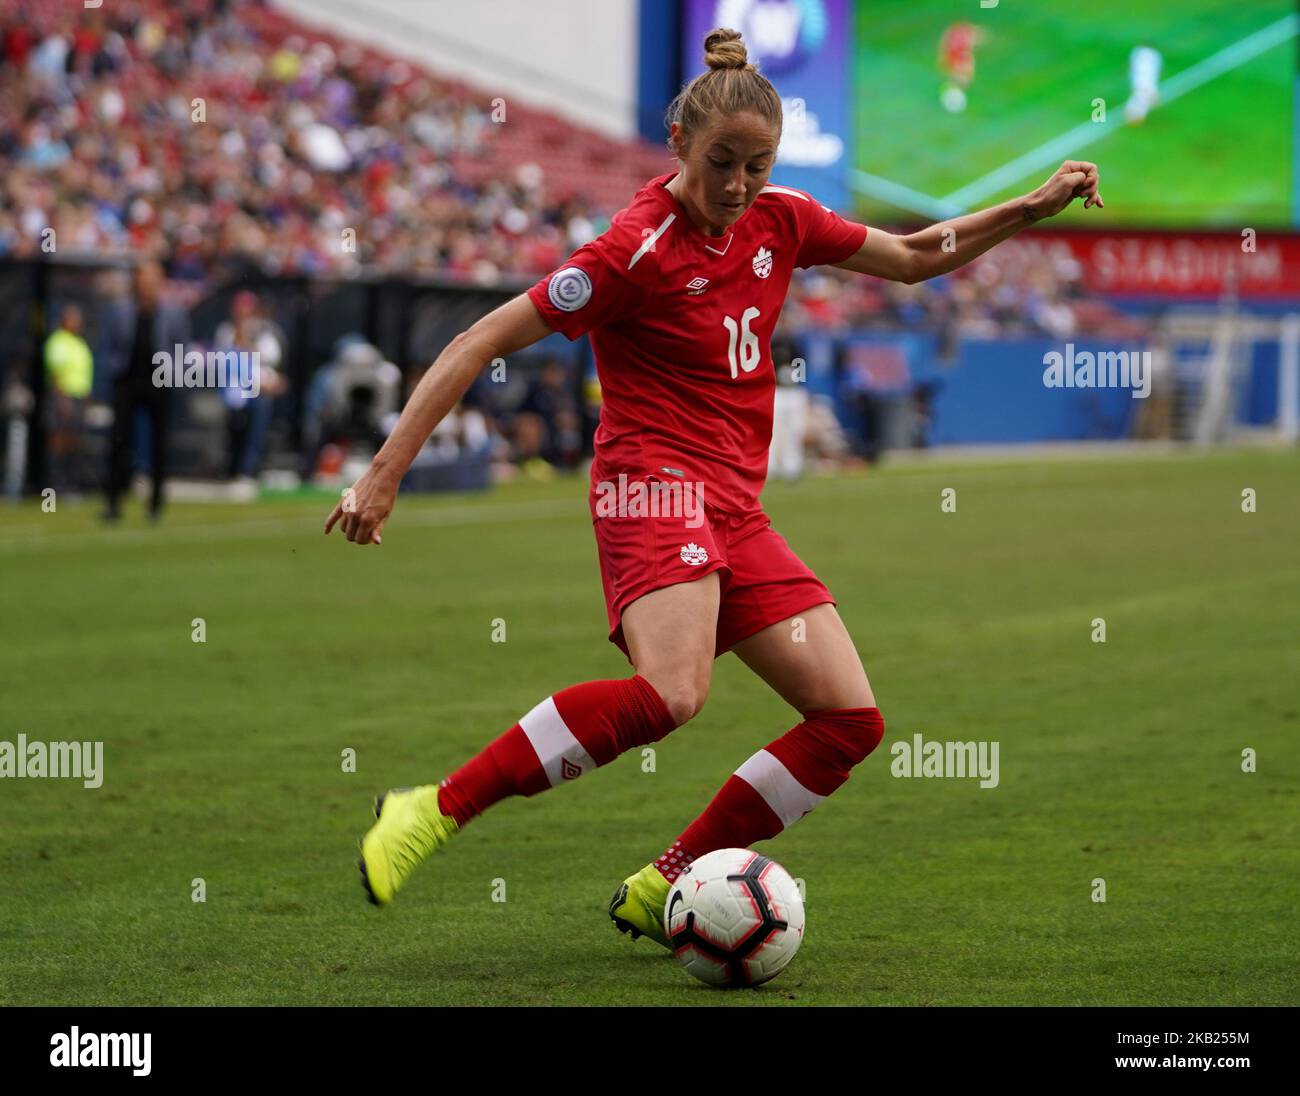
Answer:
[{"left": 722, "top": 307, "right": 761, "bottom": 380}]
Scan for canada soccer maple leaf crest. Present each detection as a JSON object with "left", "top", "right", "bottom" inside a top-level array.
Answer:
[{"left": 679, "top": 542, "right": 709, "bottom": 566}]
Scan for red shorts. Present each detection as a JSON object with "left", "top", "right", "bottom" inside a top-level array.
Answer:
[{"left": 590, "top": 473, "right": 836, "bottom": 662}]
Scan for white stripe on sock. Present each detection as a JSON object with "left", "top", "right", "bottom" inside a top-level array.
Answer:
[
  {"left": 518, "top": 696, "right": 598, "bottom": 787},
  {"left": 734, "top": 749, "right": 826, "bottom": 828}
]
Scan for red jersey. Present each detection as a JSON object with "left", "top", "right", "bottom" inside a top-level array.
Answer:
[
  {"left": 527, "top": 172, "right": 866, "bottom": 515},
  {"left": 941, "top": 23, "right": 976, "bottom": 67}
]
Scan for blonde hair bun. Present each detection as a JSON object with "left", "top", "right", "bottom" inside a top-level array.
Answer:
[{"left": 703, "top": 28, "right": 751, "bottom": 71}]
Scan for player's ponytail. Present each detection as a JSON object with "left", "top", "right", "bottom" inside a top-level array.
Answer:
[{"left": 665, "top": 27, "right": 782, "bottom": 156}]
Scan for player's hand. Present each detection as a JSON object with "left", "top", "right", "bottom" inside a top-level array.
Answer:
[
  {"left": 1026, "top": 160, "right": 1104, "bottom": 220},
  {"left": 323, "top": 466, "right": 398, "bottom": 545}
]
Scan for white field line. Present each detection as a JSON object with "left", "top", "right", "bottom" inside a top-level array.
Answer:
[
  {"left": 0, "top": 496, "right": 583, "bottom": 556},
  {"left": 848, "top": 168, "right": 962, "bottom": 219},
  {"left": 940, "top": 13, "right": 1300, "bottom": 211}
]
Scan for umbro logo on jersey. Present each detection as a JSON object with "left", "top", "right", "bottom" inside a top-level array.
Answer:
[
  {"left": 753, "top": 246, "right": 773, "bottom": 279},
  {"left": 680, "top": 542, "right": 709, "bottom": 566},
  {"left": 685, "top": 277, "right": 709, "bottom": 295}
]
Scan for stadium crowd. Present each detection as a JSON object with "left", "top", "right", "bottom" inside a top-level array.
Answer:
[
  {"left": 2, "top": 0, "right": 1143, "bottom": 337},
  {"left": 0, "top": 0, "right": 603, "bottom": 281}
]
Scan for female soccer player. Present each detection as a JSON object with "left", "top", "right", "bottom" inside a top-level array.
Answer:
[{"left": 325, "top": 28, "right": 1103, "bottom": 947}]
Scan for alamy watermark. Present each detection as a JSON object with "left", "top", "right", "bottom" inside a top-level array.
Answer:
[
  {"left": 1, "top": 734, "right": 103, "bottom": 788},
  {"left": 50, "top": 1028, "right": 150, "bottom": 1076},
  {"left": 1043, "top": 344, "right": 1151, "bottom": 399},
  {"left": 593, "top": 472, "right": 706, "bottom": 529},
  {"left": 152, "top": 346, "right": 261, "bottom": 398},
  {"left": 890, "top": 732, "right": 999, "bottom": 789}
]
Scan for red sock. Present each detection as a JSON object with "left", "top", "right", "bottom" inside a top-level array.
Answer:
[
  {"left": 654, "top": 707, "right": 885, "bottom": 882},
  {"left": 436, "top": 674, "right": 675, "bottom": 825}
]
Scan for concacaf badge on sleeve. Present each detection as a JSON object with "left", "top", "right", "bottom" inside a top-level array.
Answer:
[{"left": 548, "top": 267, "right": 592, "bottom": 312}]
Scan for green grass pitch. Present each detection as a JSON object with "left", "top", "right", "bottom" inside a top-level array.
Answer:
[
  {"left": 850, "top": 0, "right": 1295, "bottom": 227},
  {"left": 1, "top": 447, "right": 1297, "bottom": 1005}
]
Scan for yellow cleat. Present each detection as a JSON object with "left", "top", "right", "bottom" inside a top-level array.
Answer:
[
  {"left": 608, "top": 863, "right": 672, "bottom": 949},
  {"left": 358, "top": 785, "right": 459, "bottom": 906}
]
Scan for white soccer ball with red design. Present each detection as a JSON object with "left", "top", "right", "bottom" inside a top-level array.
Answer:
[{"left": 664, "top": 848, "right": 805, "bottom": 987}]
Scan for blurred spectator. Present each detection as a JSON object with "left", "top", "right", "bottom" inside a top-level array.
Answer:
[
  {"left": 102, "top": 259, "right": 190, "bottom": 521},
  {"left": 301, "top": 335, "right": 400, "bottom": 478},
  {"left": 421, "top": 400, "right": 491, "bottom": 463},
  {"left": 768, "top": 325, "right": 808, "bottom": 482},
  {"left": 841, "top": 342, "right": 912, "bottom": 464},
  {"left": 513, "top": 357, "right": 581, "bottom": 472},
  {"left": 2, "top": 357, "right": 34, "bottom": 499},
  {"left": 805, "top": 395, "right": 853, "bottom": 471},
  {"left": 909, "top": 380, "right": 942, "bottom": 449},
  {"left": 214, "top": 289, "right": 286, "bottom": 481},
  {"left": 1133, "top": 330, "right": 1175, "bottom": 440},
  {"left": 43, "top": 302, "right": 93, "bottom": 493}
]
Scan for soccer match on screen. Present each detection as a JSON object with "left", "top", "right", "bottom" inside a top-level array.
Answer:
[{"left": 0, "top": 0, "right": 1296, "bottom": 1065}]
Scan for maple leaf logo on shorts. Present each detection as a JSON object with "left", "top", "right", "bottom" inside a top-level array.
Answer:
[{"left": 680, "top": 542, "right": 709, "bottom": 566}]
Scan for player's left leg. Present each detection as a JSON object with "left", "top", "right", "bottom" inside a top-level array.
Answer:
[
  {"left": 734, "top": 601, "right": 875, "bottom": 711},
  {"left": 611, "top": 508, "right": 886, "bottom": 949},
  {"left": 611, "top": 603, "right": 886, "bottom": 950}
]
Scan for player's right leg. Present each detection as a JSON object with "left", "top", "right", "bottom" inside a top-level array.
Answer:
[{"left": 359, "top": 573, "right": 722, "bottom": 908}]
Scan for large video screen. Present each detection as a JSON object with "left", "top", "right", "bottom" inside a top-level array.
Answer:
[
  {"left": 682, "top": 0, "right": 1296, "bottom": 227},
  {"left": 852, "top": 0, "right": 1296, "bottom": 227}
]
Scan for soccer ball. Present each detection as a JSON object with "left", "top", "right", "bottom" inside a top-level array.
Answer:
[
  {"left": 940, "top": 84, "right": 967, "bottom": 113},
  {"left": 664, "top": 848, "right": 805, "bottom": 988}
]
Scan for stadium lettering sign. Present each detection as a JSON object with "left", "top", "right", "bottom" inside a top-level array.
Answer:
[
  {"left": 1091, "top": 237, "right": 1283, "bottom": 294},
  {"left": 1000, "top": 231, "right": 1300, "bottom": 299}
]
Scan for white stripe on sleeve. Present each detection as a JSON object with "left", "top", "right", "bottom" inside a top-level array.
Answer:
[{"left": 627, "top": 213, "right": 676, "bottom": 270}]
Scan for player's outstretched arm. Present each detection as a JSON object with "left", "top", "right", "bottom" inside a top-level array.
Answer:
[
  {"left": 323, "top": 293, "right": 554, "bottom": 545},
  {"left": 834, "top": 159, "right": 1103, "bottom": 285}
]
